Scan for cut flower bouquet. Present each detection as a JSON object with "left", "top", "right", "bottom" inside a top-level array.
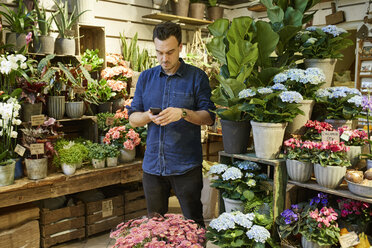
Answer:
[{"left": 110, "top": 214, "right": 206, "bottom": 248}]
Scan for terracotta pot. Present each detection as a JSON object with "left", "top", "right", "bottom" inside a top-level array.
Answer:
[
  {"left": 189, "top": 3, "right": 205, "bottom": 19},
  {"left": 171, "top": 0, "right": 189, "bottom": 17},
  {"left": 207, "top": 6, "right": 224, "bottom": 21}
]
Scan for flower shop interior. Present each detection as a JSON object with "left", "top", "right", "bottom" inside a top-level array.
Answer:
[{"left": 1, "top": 0, "right": 372, "bottom": 247}]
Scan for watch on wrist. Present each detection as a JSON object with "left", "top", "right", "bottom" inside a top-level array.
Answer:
[{"left": 181, "top": 108, "right": 187, "bottom": 119}]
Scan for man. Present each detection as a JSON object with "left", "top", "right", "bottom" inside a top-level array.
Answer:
[{"left": 128, "top": 21, "right": 215, "bottom": 226}]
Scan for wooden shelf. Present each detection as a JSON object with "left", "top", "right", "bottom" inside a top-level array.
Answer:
[
  {"left": 289, "top": 179, "right": 372, "bottom": 204},
  {"left": 219, "top": 151, "right": 285, "bottom": 167},
  {"left": 0, "top": 161, "right": 143, "bottom": 208},
  {"left": 142, "top": 13, "right": 212, "bottom": 26},
  {"left": 27, "top": 53, "right": 81, "bottom": 64},
  {"left": 57, "top": 115, "right": 97, "bottom": 123},
  {"left": 360, "top": 57, "right": 372, "bottom": 61},
  {"left": 359, "top": 74, "right": 372, "bottom": 78}
]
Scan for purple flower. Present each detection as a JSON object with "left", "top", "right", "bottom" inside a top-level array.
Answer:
[
  {"left": 310, "top": 193, "right": 328, "bottom": 206},
  {"left": 362, "top": 95, "right": 372, "bottom": 111},
  {"left": 280, "top": 209, "right": 298, "bottom": 224}
]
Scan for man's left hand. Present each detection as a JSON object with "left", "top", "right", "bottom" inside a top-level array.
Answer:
[{"left": 153, "top": 107, "right": 182, "bottom": 126}]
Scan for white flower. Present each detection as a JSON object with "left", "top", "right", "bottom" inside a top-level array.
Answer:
[
  {"left": 63, "top": 141, "right": 75, "bottom": 150},
  {"left": 271, "top": 83, "right": 287, "bottom": 91},
  {"left": 316, "top": 88, "right": 330, "bottom": 98},
  {"left": 16, "top": 54, "right": 27, "bottom": 62},
  {"left": 209, "top": 212, "right": 235, "bottom": 232},
  {"left": 347, "top": 95, "right": 363, "bottom": 107},
  {"left": 239, "top": 88, "right": 256, "bottom": 98},
  {"left": 20, "top": 62, "right": 27, "bottom": 69},
  {"left": 362, "top": 82, "right": 372, "bottom": 89},
  {"left": 246, "top": 225, "right": 271, "bottom": 243},
  {"left": 279, "top": 91, "right": 303, "bottom": 103},
  {"left": 10, "top": 131, "right": 17, "bottom": 138},
  {"left": 273, "top": 73, "right": 288, "bottom": 84},
  {"left": 305, "top": 37, "right": 317, "bottom": 44},
  {"left": 1, "top": 60, "right": 12, "bottom": 74},
  {"left": 209, "top": 163, "right": 228, "bottom": 175},
  {"left": 287, "top": 69, "right": 305, "bottom": 82},
  {"left": 306, "top": 26, "right": 318, "bottom": 32},
  {"left": 329, "top": 90, "right": 347, "bottom": 99},
  {"left": 233, "top": 212, "right": 253, "bottom": 229},
  {"left": 12, "top": 119, "right": 21, "bottom": 125},
  {"left": 222, "top": 167, "right": 243, "bottom": 181},
  {"left": 257, "top": 87, "right": 273, "bottom": 94},
  {"left": 247, "top": 179, "right": 256, "bottom": 187}
]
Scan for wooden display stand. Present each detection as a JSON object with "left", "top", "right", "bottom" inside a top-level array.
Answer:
[
  {"left": 124, "top": 186, "right": 147, "bottom": 221},
  {"left": 58, "top": 116, "right": 98, "bottom": 143}
]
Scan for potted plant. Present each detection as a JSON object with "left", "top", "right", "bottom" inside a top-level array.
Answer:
[
  {"left": 170, "top": 0, "right": 190, "bottom": 17},
  {"left": 284, "top": 138, "right": 316, "bottom": 183},
  {"left": 20, "top": 117, "right": 61, "bottom": 180},
  {"left": 104, "top": 145, "right": 119, "bottom": 167},
  {"left": 338, "top": 127, "right": 368, "bottom": 168},
  {"left": 54, "top": 139, "right": 89, "bottom": 175},
  {"left": 88, "top": 143, "right": 106, "bottom": 169},
  {"left": 311, "top": 141, "right": 351, "bottom": 189},
  {"left": 315, "top": 87, "right": 362, "bottom": 129},
  {"left": 75, "top": 0, "right": 96, "bottom": 24},
  {"left": 337, "top": 198, "right": 371, "bottom": 234},
  {"left": 52, "top": 0, "right": 88, "bottom": 55},
  {"left": 103, "top": 125, "right": 141, "bottom": 163},
  {"left": 239, "top": 85, "right": 304, "bottom": 159},
  {"left": 295, "top": 25, "right": 353, "bottom": 87},
  {"left": 302, "top": 120, "right": 334, "bottom": 142},
  {"left": 206, "top": 17, "right": 259, "bottom": 154},
  {"left": 206, "top": 0, "right": 223, "bottom": 21},
  {"left": 0, "top": 92, "right": 22, "bottom": 186},
  {"left": 273, "top": 68, "right": 325, "bottom": 135},
  {"left": 209, "top": 161, "right": 268, "bottom": 212},
  {"left": 32, "top": 0, "right": 55, "bottom": 54},
  {"left": 0, "top": 1, "right": 34, "bottom": 51},
  {"left": 97, "top": 112, "right": 115, "bottom": 142},
  {"left": 189, "top": 0, "right": 206, "bottom": 19},
  {"left": 110, "top": 214, "right": 206, "bottom": 247},
  {"left": 81, "top": 48, "right": 104, "bottom": 79},
  {"left": 207, "top": 211, "right": 274, "bottom": 247}
]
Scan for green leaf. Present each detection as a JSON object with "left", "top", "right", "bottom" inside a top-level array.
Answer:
[
  {"left": 227, "top": 16, "right": 253, "bottom": 44},
  {"left": 231, "top": 239, "right": 244, "bottom": 247},
  {"left": 243, "top": 190, "right": 255, "bottom": 201},
  {"left": 226, "top": 41, "right": 258, "bottom": 77},
  {"left": 284, "top": 7, "right": 303, "bottom": 27},
  {"left": 208, "top": 18, "right": 229, "bottom": 37},
  {"left": 267, "top": 6, "right": 284, "bottom": 24},
  {"left": 294, "top": 0, "right": 307, "bottom": 13},
  {"left": 261, "top": 0, "right": 274, "bottom": 8},
  {"left": 206, "top": 37, "right": 227, "bottom": 65},
  {"left": 216, "top": 75, "right": 246, "bottom": 99},
  {"left": 255, "top": 21, "right": 279, "bottom": 68}
]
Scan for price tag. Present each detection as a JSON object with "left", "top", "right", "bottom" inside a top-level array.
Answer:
[
  {"left": 31, "top": 115, "right": 44, "bottom": 126},
  {"left": 73, "top": 86, "right": 86, "bottom": 94},
  {"left": 105, "top": 117, "right": 115, "bottom": 126},
  {"left": 340, "top": 131, "right": 352, "bottom": 142},
  {"left": 14, "top": 144, "right": 26, "bottom": 156},
  {"left": 102, "top": 199, "right": 113, "bottom": 218},
  {"left": 321, "top": 131, "right": 340, "bottom": 142},
  {"left": 339, "top": 232, "right": 359, "bottom": 248},
  {"left": 30, "top": 143, "right": 44, "bottom": 155}
]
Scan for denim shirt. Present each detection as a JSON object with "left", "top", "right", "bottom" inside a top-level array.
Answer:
[{"left": 128, "top": 59, "right": 215, "bottom": 176}]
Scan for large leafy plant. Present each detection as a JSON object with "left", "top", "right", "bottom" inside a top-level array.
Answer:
[
  {"left": 32, "top": 0, "right": 54, "bottom": 36},
  {"left": 0, "top": 1, "right": 34, "bottom": 34},
  {"left": 81, "top": 49, "right": 104, "bottom": 72}
]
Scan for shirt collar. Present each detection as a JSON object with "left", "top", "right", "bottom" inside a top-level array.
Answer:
[{"left": 159, "top": 58, "right": 186, "bottom": 77}]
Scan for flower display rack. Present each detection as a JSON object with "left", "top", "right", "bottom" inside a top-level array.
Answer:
[
  {"left": 40, "top": 202, "right": 85, "bottom": 248},
  {"left": 58, "top": 116, "right": 98, "bottom": 143}
]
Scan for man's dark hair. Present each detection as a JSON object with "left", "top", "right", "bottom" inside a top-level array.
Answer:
[{"left": 153, "top": 21, "right": 182, "bottom": 45}]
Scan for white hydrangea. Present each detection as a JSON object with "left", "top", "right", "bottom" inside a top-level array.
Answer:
[
  {"left": 347, "top": 95, "right": 363, "bottom": 107},
  {"left": 279, "top": 91, "right": 303, "bottom": 103},
  {"left": 273, "top": 73, "right": 287, "bottom": 84},
  {"left": 316, "top": 88, "right": 331, "bottom": 98},
  {"left": 257, "top": 87, "right": 273, "bottom": 94},
  {"left": 209, "top": 163, "right": 228, "bottom": 175},
  {"left": 239, "top": 89, "right": 256, "bottom": 98},
  {"left": 233, "top": 211, "right": 253, "bottom": 229},
  {"left": 246, "top": 225, "right": 271, "bottom": 244},
  {"left": 271, "top": 83, "right": 287, "bottom": 91},
  {"left": 209, "top": 212, "right": 236, "bottom": 232},
  {"left": 222, "top": 167, "right": 243, "bottom": 181},
  {"left": 305, "top": 37, "right": 317, "bottom": 44}
]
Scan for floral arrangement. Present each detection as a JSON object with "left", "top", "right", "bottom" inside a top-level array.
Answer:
[
  {"left": 337, "top": 198, "right": 372, "bottom": 231},
  {"left": 238, "top": 85, "right": 304, "bottom": 123},
  {"left": 207, "top": 211, "right": 273, "bottom": 247},
  {"left": 301, "top": 206, "right": 340, "bottom": 246},
  {"left": 315, "top": 87, "right": 362, "bottom": 120},
  {"left": 311, "top": 140, "right": 351, "bottom": 167},
  {"left": 302, "top": 120, "right": 334, "bottom": 141},
  {"left": 106, "top": 53, "right": 129, "bottom": 67},
  {"left": 209, "top": 161, "right": 268, "bottom": 201},
  {"left": 0, "top": 94, "right": 22, "bottom": 164},
  {"left": 338, "top": 126, "right": 368, "bottom": 146},
  {"left": 110, "top": 214, "right": 206, "bottom": 247},
  {"left": 273, "top": 68, "right": 325, "bottom": 99},
  {"left": 295, "top": 25, "right": 353, "bottom": 59},
  {"left": 103, "top": 125, "right": 141, "bottom": 150},
  {"left": 283, "top": 138, "right": 316, "bottom": 162}
]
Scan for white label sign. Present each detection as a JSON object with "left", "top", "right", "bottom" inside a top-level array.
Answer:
[
  {"left": 339, "top": 232, "right": 359, "bottom": 248},
  {"left": 30, "top": 143, "right": 44, "bottom": 155},
  {"left": 31, "top": 115, "right": 44, "bottom": 126},
  {"left": 102, "top": 199, "right": 113, "bottom": 218},
  {"left": 321, "top": 131, "right": 340, "bottom": 142},
  {"left": 14, "top": 144, "right": 26, "bottom": 156}
]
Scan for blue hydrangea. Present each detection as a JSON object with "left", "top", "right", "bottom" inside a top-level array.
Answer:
[
  {"left": 209, "top": 212, "right": 236, "bottom": 231},
  {"left": 246, "top": 172, "right": 255, "bottom": 178},
  {"left": 305, "top": 26, "right": 318, "bottom": 32},
  {"left": 362, "top": 82, "right": 372, "bottom": 89},
  {"left": 273, "top": 73, "right": 288, "bottom": 84},
  {"left": 246, "top": 225, "right": 271, "bottom": 244},
  {"left": 287, "top": 69, "right": 305, "bottom": 82},
  {"left": 239, "top": 88, "right": 256, "bottom": 98},
  {"left": 233, "top": 211, "right": 253, "bottom": 229},
  {"left": 247, "top": 179, "right": 256, "bottom": 187},
  {"left": 279, "top": 91, "right": 303, "bottom": 103},
  {"left": 235, "top": 161, "right": 260, "bottom": 171},
  {"left": 303, "top": 68, "right": 326, "bottom": 85},
  {"left": 271, "top": 83, "right": 287, "bottom": 91},
  {"left": 257, "top": 87, "right": 273, "bottom": 94},
  {"left": 316, "top": 88, "right": 330, "bottom": 98},
  {"left": 321, "top": 25, "right": 346, "bottom": 37},
  {"left": 245, "top": 213, "right": 255, "bottom": 221},
  {"left": 347, "top": 88, "right": 361, "bottom": 96},
  {"left": 209, "top": 163, "right": 228, "bottom": 175},
  {"left": 222, "top": 167, "right": 243, "bottom": 181},
  {"left": 329, "top": 90, "right": 347, "bottom": 99},
  {"left": 348, "top": 95, "right": 363, "bottom": 107}
]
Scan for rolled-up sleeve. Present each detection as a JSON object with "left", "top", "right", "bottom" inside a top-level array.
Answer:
[
  {"left": 195, "top": 71, "right": 216, "bottom": 124},
  {"left": 127, "top": 73, "right": 145, "bottom": 116}
]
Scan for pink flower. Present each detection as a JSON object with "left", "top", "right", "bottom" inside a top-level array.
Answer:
[
  {"left": 26, "top": 32, "right": 32, "bottom": 45},
  {"left": 124, "top": 139, "right": 135, "bottom": 150}
]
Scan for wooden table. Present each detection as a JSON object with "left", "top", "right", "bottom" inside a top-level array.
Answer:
[{"left": 0, "top": 160, "right": 142, "bottom": 208}]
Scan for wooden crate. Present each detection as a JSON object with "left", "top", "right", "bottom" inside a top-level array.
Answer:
[
  {"left": 124, "top": 187, "right": 147, "bottom": 221},
  {"left": 0, "top": 203, "right": 39, "bottom": 231},
  {"left": 0, "top": 220, "right": 40, "bottom": 248},
  {"left": 40, "top": 203, "right": 85, "bottom": 248},
  {"left": 85, "top": 195, "right": 124, "bottom": 236}
]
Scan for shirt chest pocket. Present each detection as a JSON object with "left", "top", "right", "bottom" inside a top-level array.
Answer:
[{"left": 170, "top": 92, "right": 195, "bottom": 109}]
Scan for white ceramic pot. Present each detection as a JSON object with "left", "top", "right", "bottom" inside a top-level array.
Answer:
[
  {"left": 286, "top": 100, "right": 315, "bottom": 135},
  {"left": 25, "top": 157, "right": 48, "bottom": 180},
  {"left": 324, "top": 119, "right": 356, "bottom": 130},
  {"left": 346, "top": 146, "right": 362, "bottom": 168},
  {"left": 106, "top": 157, "right": 118, "bottom": 167},
  {"left": 286, "top": 159, "right": 313, "bottom": 182},
  {"left": 223, "top": 197, "right": 244, "bottom": 213},
  {"left": 119, "top": 148, "right": 136, "bottom": 163},
  {"left": 62, "top": 163, "right": 76, "bottom": 175},
  {"left": 301, "top": 236, "right": 331, "bottom": 248},
  {"left": 92, "top": 158, "right": 105, "bottom": 169},
  {"left": 0, "top": 160, "right": 15, "bottom": 186},
  {"left": 304, "top": 58, "right": 336, "bottom": 88},
  {"left": 76, "top": 0, "right": 95, "bottom": 24},
  {"left": 251, "top": 121, "right": 287, "bottom": 159},
  {"left": 314, "top": 163, "right": 346, "bottom": 189}
]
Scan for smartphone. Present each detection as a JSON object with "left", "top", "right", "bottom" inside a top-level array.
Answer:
[{"left": 150, "top": 107, "right": 162, "bottom": 115}]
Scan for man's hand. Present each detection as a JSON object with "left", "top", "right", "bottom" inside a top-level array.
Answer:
[{"left": 152, "top": 107, "right": 182, "bottom": 126}]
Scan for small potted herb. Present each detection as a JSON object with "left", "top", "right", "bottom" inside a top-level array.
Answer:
[
  {"left": 104, "top": 145, "right": 119, "bottom": 167},
  {"left": 88, "top": 143, "right": 106, "bottom": 169},
  {"left": 54, "top": 140, "right": 89, "bottom": 175}
]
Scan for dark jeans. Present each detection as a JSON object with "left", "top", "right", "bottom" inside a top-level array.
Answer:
[{"left": 142, "top": 166, "right": 204, "bottom": 227}]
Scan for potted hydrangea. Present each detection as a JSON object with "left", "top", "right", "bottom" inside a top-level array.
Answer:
[
  {"left": 209, "top": 161, "right": 267, "bottom": 212},
  {"left": 315, "top": 87, "right": 362, "bottom": 129},
  {"left": 295, "top": 25, "right": 353, "bottom": 87},
  {"left": 239, "top": 85, "right": 304, "bottom": 159},
  {"left": 207, "top": 211, "right": 274, "bottom": 247},
  {"left": 273, "top": 68, "right": 325, "bottom": 135},
  {"left": 284, "top": 138, "right": 316, "bottom": 182},
  {"left": 302, "top": 120, "right": 334, "bottom": 141},
  {"left": 311, "top": 141, "right": 351, "bottom": 189},
  {"left": 338, "top": 126, "right": 368, "bottom": 168}
]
